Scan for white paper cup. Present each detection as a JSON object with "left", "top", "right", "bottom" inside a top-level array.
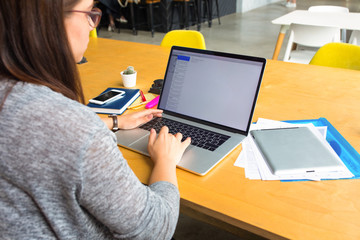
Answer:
[{"left": 121, "top": 71, "right": 137, "bottom": 87}]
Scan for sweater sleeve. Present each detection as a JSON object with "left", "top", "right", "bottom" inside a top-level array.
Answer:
[{"left": 79, "top": 127, "right": 180, "bottom": 240}]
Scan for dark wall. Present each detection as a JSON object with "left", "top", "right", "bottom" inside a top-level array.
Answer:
[
  {"left": 218, "top": 0, "right": 237, "bottom": 17},
  {"left": 162, "top": 0, "right": 237, "bottom": 31},
  {"left": 97, "top": 0, "right": 237, "bottom": 33}
]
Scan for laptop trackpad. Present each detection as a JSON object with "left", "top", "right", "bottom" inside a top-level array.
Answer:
[
  {"left": 115, "top": 128, "right": 149, "bottom": 146},
  {"left": 129, "top": 136, "right": 150, "bottom": 155},
  {"left": 129, "top": 137, "right": 194, "bottom": 157}
]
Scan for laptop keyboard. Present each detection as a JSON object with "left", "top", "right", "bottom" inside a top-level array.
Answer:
[{"left": 140, "top": 118, "right": 230, "bottom": 151}]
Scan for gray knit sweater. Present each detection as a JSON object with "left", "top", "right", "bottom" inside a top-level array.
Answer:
[{"left": 0, "top": 80, "right": 179, "bottom": 240}]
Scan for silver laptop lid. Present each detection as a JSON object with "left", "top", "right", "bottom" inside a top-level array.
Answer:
[{"left": 158, "top": 46, "right": 266, "bottom": 135}]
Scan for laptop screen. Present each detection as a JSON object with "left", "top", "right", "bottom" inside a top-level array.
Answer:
[{"left": 158, "top": 47, "right": 266, "bottom": 134}]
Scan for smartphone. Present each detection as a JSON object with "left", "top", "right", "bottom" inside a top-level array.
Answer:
[{"left": 89, "top": 89, "right": 125, "bottom": 105}]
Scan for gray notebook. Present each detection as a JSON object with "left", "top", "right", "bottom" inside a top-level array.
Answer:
[{"left": 250, "top": 127, "right": 344, "bottom": 175}]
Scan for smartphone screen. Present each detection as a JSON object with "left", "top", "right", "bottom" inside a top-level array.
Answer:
[
  {"left": 90, "top": 90, "right": 125, "bottom": 105},
  {"left": 93, "top": 90, "right": 123, "bottom": 101}
]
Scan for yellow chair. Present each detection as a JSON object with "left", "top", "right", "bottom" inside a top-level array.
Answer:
[
  {"left": 89, "top": 29, "right": 97, "bottom": 38},
  {"left": 309, "top": 43, "right": 360, "bottom": 70},
  {"left": 160, "top": 30, "right": 206, "bottom": 49}
]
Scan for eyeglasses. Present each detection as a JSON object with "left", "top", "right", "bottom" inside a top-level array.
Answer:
[{"left": 67, "top": 8, "right": 102, "bottom": 28}]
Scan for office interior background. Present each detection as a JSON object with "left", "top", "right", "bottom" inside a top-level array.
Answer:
[
  {"left": 96, "top": 0, "right": 360, "bottom": 60},
  {"left": 93, "top": 0, "right": 359, "bottom": 239}
]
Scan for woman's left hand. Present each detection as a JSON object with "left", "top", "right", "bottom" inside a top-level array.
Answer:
[
  {"left": 117, "top": 109, "right": 163, "bottom": 129},
  {"left": 102, "top": 109, "right": 162, "bottom": 130}
]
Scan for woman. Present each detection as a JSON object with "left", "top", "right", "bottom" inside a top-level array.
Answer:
[{"left": 0, "top": 0, "right": 190, "bottom": 239}]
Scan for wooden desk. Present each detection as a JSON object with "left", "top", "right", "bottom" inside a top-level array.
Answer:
[
  {"left": 79, "top": 38, "right": 360, "bottom": 240},
  {"left": 271, "top": 10, "right": 360, "bottom": 60}
]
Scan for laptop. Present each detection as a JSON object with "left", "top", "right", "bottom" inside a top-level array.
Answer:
[
  {"left": 116, "top": 46, "right": 266, "bottom": 175},
  {"left": 250, "top": 127, "right": 346, "bottom": 176}
]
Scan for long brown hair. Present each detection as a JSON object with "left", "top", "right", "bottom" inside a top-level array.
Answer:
[{"left": 0, "top": 0, "right": 85, "bottom": 103}]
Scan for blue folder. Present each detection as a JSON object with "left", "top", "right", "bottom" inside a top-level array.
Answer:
[{"left": 283, "top": 118, "right": 360, "bottom": 180}]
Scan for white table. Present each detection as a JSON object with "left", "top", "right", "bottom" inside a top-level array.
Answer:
[{"left": 271, "top": 10, "right": 360, "bottom": 60}]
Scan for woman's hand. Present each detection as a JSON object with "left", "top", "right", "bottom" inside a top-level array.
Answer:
[
  {"left": 102, "top": 109, "right": 163, "bottom": 130},
  {"left": 117, "top": 109, "right": 163, "bottom": 129},
  {"left": 147, "top": 126, "right": 191, "bottom": 187}
]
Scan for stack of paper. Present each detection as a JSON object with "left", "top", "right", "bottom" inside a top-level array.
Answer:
[{"left": 234, "top": 118, "right": 354, "bottom": 181}]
